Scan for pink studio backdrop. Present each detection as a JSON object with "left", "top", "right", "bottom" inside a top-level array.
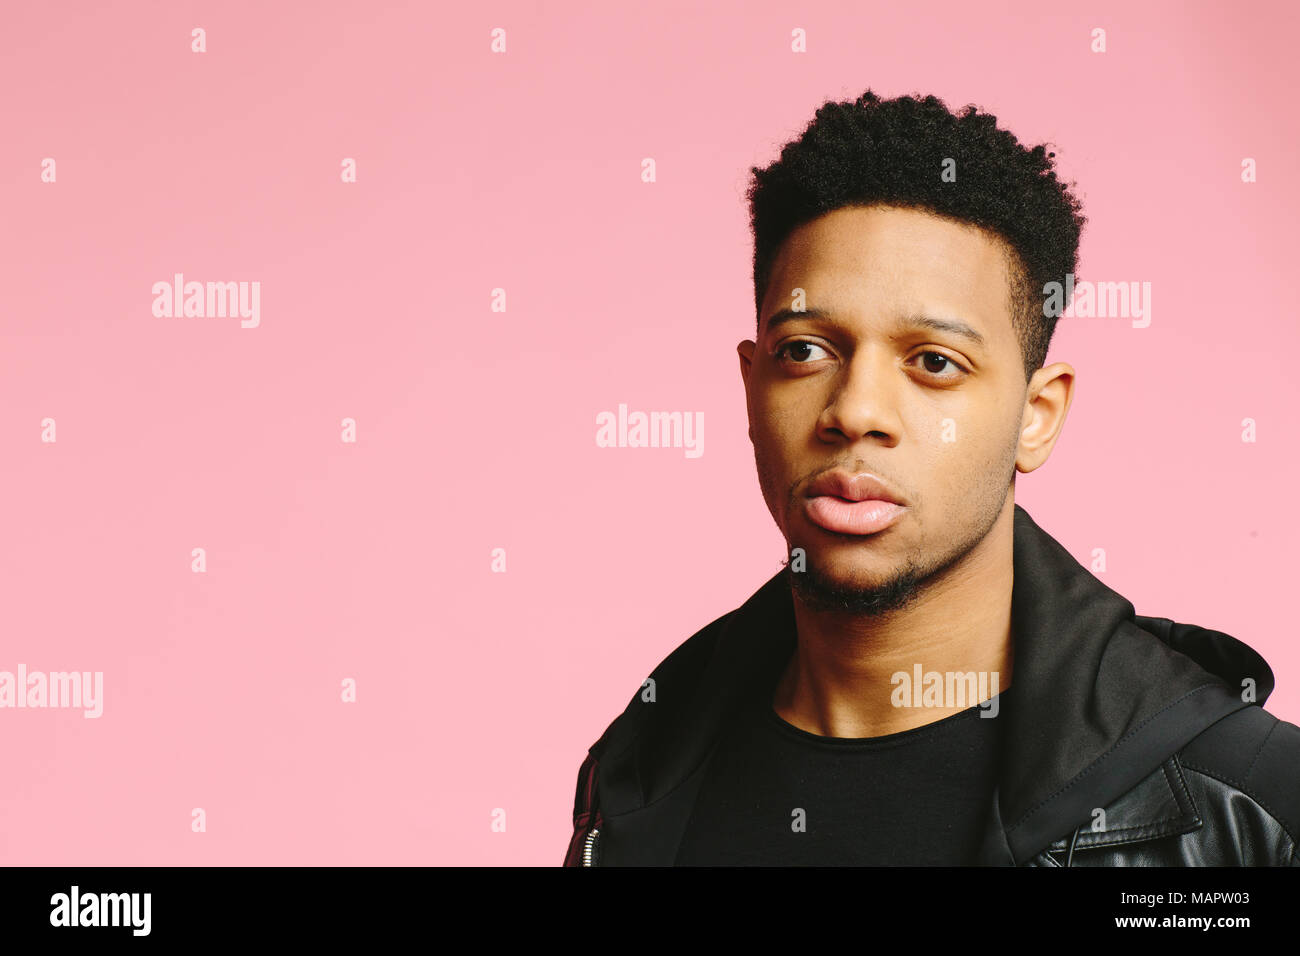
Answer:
[{"left": 2, "top": 1, "right": 1297, "bottom": 866}]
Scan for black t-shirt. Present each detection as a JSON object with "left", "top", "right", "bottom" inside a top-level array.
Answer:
[{"left": 673, "top": 688, "right": 1007, "bottom": 866}]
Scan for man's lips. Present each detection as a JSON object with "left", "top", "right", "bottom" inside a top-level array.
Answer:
[
  {"left": 803, "top": 496, "right": 907, "bottom": 536},
  {"left": 801, "top": 471, "right": 907, "bottom": 536}
]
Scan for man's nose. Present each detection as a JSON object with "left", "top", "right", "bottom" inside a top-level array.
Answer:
[{"left": 816, "top": 348, "right": 902, "bottom": 444}]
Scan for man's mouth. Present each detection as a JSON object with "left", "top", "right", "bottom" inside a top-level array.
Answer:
[
  {"left": 803, "top": 496, "right": 907, "bottom": 536},
  {"left": 800, "top": 469, "right": 907, "bottom": 535}
]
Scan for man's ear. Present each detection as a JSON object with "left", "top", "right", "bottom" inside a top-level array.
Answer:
[
  {"left": 1016, "top": 361, "right": 1076, "bottom": 474},
  {"left": 737, "top": 339, "right": 755, "bottom": 378},
  {"left": 737, "top": 340, "right": 756, "bottom": 442}
]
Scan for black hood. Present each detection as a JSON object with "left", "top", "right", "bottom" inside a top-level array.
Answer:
[{"left": 587, "top": 504, "right": 1273, "bottom": 865}]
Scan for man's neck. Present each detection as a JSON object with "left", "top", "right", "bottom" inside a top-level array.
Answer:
[{"left": 773, "top": 499, "right": 1016, "bottom": 738}]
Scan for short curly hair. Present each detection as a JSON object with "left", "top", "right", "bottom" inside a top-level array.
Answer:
[{"left": 747, "top": 90, "right": 1086, "bottom": 381}]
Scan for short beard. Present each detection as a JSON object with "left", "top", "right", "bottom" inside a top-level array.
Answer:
[
  {"left": 781, "top": 485, "right": 1010, "bottom": 618},
  {"left": 783, "top": 556, "right": 926, "bottom": 616}
]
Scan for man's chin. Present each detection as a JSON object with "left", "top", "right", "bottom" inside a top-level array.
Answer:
[{"left": 783, "top": 559, "right": 923, "bottom": 616}]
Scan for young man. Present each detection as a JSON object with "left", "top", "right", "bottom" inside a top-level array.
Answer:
[{"left": 563, "top": 90, "right": 1300, "bottom": 866}]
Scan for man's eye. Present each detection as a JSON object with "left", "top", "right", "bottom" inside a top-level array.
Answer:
[
  {"left": 775, "top": 341, "right": 830, "bottom": 363},
  {"left": 916, "top": 351, "right": 965, "bottom": 378}
]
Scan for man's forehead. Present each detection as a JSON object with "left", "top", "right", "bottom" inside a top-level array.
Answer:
[
  {"left": 762, "top": 207, "right": 1021, "bottom": 338},
  {"left": 772, "top": 205, "right": 1014, "bottom": 276}
]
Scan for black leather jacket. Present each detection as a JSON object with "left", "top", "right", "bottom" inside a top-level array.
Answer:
[{"left": 564, "top": 505, "right": 1300, "bottom": 866}]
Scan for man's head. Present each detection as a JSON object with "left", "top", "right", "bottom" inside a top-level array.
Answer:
[{"left": 737, "top": 90, "right": 1084, "bottom": 615}]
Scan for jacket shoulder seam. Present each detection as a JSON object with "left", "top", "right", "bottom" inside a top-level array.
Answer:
[
  {"left": 1241, "top": 719, "right": 1279, "bottom": 782},
  {"left": 1177, "top": 762, "right": 1300, "bottom": 847}
]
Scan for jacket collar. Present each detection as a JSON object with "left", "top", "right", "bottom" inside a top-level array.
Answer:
[{"left": 591, "top": 504, "right": 1271, "bottom": 865}]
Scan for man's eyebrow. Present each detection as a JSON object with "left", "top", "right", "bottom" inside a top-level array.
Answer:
[
  {"left": 895, "top": 312, "right": 987, "bottom": 347},
  {"left": 763, "top": 307, "right": 986, "bottom": 348},
  {"left": 763, "top": 307, "right": 835, "bottom": 333}
]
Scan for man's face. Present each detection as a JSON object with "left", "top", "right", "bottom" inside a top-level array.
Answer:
[{"left": 738, "top": 204, "right": 1030, "bottom": 615}]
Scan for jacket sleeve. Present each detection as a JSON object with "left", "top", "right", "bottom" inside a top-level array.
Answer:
[{"left": 562, "top": 750, "right": 602, "bottom": 866}]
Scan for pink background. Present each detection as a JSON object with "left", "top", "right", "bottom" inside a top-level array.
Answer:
[{"left": 2, "top": 1, "right": 1297, "bottom": 865}]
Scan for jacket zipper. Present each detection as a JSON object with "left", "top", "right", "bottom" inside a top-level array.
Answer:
[{"left": 582, "top": 827, "right": 600, "bottom": 866}]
